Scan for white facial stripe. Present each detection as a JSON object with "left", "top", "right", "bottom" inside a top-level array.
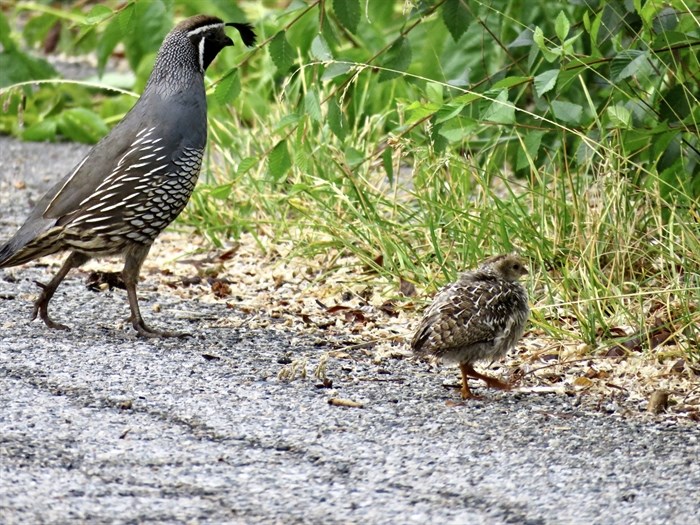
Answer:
[
  {"left": 186, "top": 23, "right": 223, "bottom": 37},
  {"left": 198, "top": 36, "right": 206, "bottom": 72}
]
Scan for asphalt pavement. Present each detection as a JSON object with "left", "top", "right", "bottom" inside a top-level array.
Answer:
[{"left": 1, "top": 136, "right": 698, "bottom": 524}]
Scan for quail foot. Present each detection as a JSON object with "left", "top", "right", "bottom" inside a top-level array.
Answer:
[
  {"left": 0, "top": 15, "right": 256, "bottom": 337},
  {"left": 411, "top": 254, "right": 530, "bottom": 399}
]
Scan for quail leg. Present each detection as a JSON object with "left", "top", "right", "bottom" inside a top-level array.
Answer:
[
  {"left": 462, "top": 363, "right": 511, "bottom": 391},
  {"left": 32, "top": 251, "right": 89, "bottom": 330},
  {"left": 122, "top": 243, "right": 188, "bottom": 338},
  {"left": 458, "top": 362, "right": 476, "bottom": 399}
]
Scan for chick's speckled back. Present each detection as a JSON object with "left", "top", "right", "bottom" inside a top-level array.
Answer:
[{"left": 411, "top": 254, "right": 529, "bottom": 364}]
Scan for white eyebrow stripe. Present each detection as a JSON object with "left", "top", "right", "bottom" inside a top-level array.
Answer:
[
  {"left": 186, "top": 23, "right": 224, "bottom": 37},
  {"left": 198, "top": 36, "right": 206, "bottom": 72}
]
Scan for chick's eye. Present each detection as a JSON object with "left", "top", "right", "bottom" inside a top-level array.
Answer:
[{"left": 512, "top": 264, "right": 520, "bottom": 270}]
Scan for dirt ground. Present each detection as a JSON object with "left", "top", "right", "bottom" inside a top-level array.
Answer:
[{"left": 1, "top": 136, "right": 699, "bottom": 524}]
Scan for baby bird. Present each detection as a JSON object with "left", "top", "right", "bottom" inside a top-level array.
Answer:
[{"left": 411, "top": 254, "right": 529, "bottom": 399}]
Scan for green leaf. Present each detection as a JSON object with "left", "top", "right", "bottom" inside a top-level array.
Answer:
[
  {"left": 0, "top": 49, "right": 56, "bottom": 87},
  {"left": 310, "top": 35, "right": 332, "bottom": 61},
  {"left": 382, "top": 148, "right": 393, "bottom": 184},
  {"left": 453, "top": 93, "right": 480, "bottom": 105},
  {"left": 425, "top": 82, "right": 443, "bottom": 104},
  {"left": 555, "top": 11, "right": 571, "bottom": 41},
  {"left": 434, "top": 103, "right": 465, "bottom": 124},
  {"left": 621, "top": 130, "right": 652, "bottom": 154},
  {"left": 321, "top": 62, "right": 352, "bottom": 81},
  {"left": 589, "top": 11, "right": 602, "bottom": 50},
  {"left": 209, "top": 184, "right": 232, "bottom": 200},
  {"left": 659, "top": 85, "right": 690, "bottom": 123},
  {"left": 561, "top": 33, "right": 582, "bottom": 54},
  {"left": 533, "top": 26, "right": 558, "bottom": 62},
  {"left": 606, "top": 105, "right": 632, "bottom": 129},
  {"left": 304, "top": 90, "right": 322, "bottom": 123},
  {"left": 268, "top": 140, "right": 292, "bottom": 181},
  {"left": 294, "top": 147, "right": 310, "bottom": 173},
  {"left": 442, "top": 0, "right": 470, "bottom": 42},
  {"left": 57, "top": 108, "right": 109, "bottom": 144},
  {"left": 406, "top": 101, "right": 441, "bottom": 123},
  {"left": 509, "top": 28, "right": 533, "bottom": 48},
  {"left": 22, "top": 118, "right": 57, "bottom": 142},
  {"left": 516, "top": 130, "right": 545, "bottom": 171},
  {"left": 269, "top": 31, "right": 295, "bottom": 72},
  {"left": 122, "top": 0, "right": 172, "bottom": 72},
  {"left": 275, "top": 113, "right": 300, "bottom": 132},
  {"left": 557, "top": 57, "right": 602, "bottom": 91},
  {"left": 118, "top": 3, "right": 135, "bottom": 36},
  {"left": 481, "top": 90, "right": 515, "bottom": 125},
  {"left": 438, "top": 119, "right": 477, "bottom": 142},
  {"left": 96, "top": 17, "right": 123, "bottom": 76},
  {"left": 610, "top": 50, "right": 649, "bottom": 82},
  {"left": 236, "top": 157, "right": 258, "bottom": 176},
  {"left": 657, "top": 134, "right": 681, "bottom": 173},
  {"left": 551, "top": 100, "right": 583, "bottom": 125},
  {"left": 333, "top": 0, "right": 360, "bottom": 33},
  {"left": 345, "top": 147, "right": 365, "bottom": 168},
  {"left": 0, "top": 11, "right": 16, "bottom": 50},
  {"left": 491, "top": 76, "right": 529, "bottom": 90},
  {"left": 534, "top": 69, "right": 559, "bottom": 97},
  {"left": 328, "top": 99, "right": 347, "bottom": 141},
  {"left": 215, "top": 71, "right": 241, "bottom": 105},
  {"left": 85, "top": 5, "right": 113, "bottom": 25},
  {"left": 378, "top": 37, "right": 411, "bottom": 82}
]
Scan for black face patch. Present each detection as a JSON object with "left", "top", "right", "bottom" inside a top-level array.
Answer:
[
  {"left": 186, "top": 24, "right": 231, "bottom": 72},
  {"left": 185, "top": 21, "right": 256, "bottom": 72},
  {"left": 201, "top": 33, "right": 233, "bottom": 70}
]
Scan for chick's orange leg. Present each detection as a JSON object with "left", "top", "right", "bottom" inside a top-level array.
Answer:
[
  {"left": 459, "top": 363, "right": 475, "bottom": 399},
  {"left": 462, "top": 363, "right": 511, "bottom": 390}
]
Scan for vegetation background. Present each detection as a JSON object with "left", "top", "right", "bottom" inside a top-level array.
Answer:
[{"left": 0, "top": 0, "right": 698, "bottom": 360}]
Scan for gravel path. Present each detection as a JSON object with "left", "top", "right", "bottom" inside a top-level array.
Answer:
[{"left": 1, "top": 136, "right": 698, "bottom": 524}]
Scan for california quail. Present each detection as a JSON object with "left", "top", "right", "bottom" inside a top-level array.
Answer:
[
  {"left": 0, "top": 15, "right": 256, "bottom": 337},
  {"left": 411, "top": 254, "right": 529, "bottom": 399}
]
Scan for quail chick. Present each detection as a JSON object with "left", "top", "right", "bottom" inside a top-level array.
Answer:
[
  {"left": 0, "top": 15, "right": 256, "bottom": 337},
  {"left": 411, "top": 254, "right": 529, "bottom": 399}
]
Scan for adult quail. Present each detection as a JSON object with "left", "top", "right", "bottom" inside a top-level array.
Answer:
[
  {"left": 411, "top": 254, "right": 529, "bottom": 399},
  {"left": 0, "top": 15, "right": 256, "bottom": 337}
]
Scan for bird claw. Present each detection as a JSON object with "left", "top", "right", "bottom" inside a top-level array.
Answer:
[
  {"left": 460, "top": 389, "right": 482, "bottom": 401},
  {"left": 44, "top": 318, "right": 71, "bottom": 331},
  {"left": 31, "top": 302, "right": 70, "bottom": 330},
  {"left": 31, "top": 285, "right": 71, "bottom": 330},
  {"left": 132, "top": 320, "right": 190, "bottom": 339}
]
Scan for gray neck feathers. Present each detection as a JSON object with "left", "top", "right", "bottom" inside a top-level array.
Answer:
[{"left": 144, "top": 31, "right": 202, "bottom": 97}]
